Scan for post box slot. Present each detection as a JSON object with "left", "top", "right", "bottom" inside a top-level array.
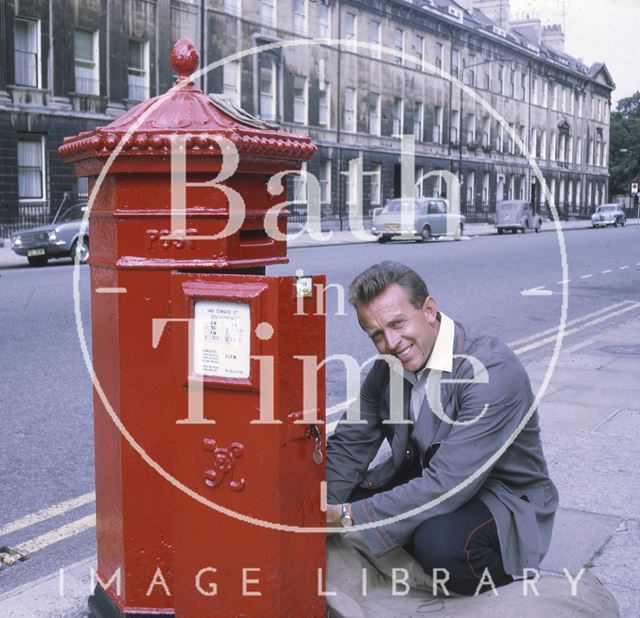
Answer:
[{"left": 238, "top": 228, "right": 274, "bottom": 246}]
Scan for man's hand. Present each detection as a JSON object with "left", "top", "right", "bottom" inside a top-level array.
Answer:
[
  {"left": 326, "top": 504, "right": 342, "bottom": 527},
  {"left": 326, "top": 503, "right": 354, "bottom": 527}
]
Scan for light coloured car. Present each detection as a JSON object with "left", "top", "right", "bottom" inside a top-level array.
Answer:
[
  {"left": 10, "top": 203, "right": 89, "bottom": 266},
  {"left": 591, "top": 203, "right": 626, "bottom": 228},
  {"left": 495, "top": 200, "right": 542, "bottom": 234},
  {"left": 371, "top": 198, "right": 465, "bottom": 243}
]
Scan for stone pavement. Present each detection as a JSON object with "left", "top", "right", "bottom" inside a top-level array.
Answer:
[
  {"left": 528, "top": 310, "right": 640, "bottom": 617},
  {"left": 1, "top": 219, "right": 639, "bottom": 616}
]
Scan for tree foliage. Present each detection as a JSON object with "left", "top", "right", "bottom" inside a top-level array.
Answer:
[{"left": 609, "top": 92, "right": 640, "bottom": 195}]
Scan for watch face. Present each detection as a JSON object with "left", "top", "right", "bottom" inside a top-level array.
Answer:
[{"left": 340, "top": 511, "right": 353, "bottom": 527}]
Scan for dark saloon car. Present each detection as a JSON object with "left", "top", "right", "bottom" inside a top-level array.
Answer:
[
  {"left": 10, "top": 203, "right": 89, "bottom": 266},
  {"left": 495, "top": 200, "right": 542, "bottom": 234}
]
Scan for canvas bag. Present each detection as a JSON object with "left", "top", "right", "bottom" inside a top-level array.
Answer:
[{"left": 326, "top": 532, "right": 619, "bottom": 617}]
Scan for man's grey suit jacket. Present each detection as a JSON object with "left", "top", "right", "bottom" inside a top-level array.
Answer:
[{"left": 326, "top": 321, "right": 559, "bottom": 576}]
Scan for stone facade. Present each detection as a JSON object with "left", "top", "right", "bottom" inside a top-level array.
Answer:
[{"left": 0, "top": 0, "right": 614, "bottom": 229}]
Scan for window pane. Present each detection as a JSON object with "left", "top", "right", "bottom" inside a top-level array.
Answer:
[
  {"left": 293, "top": 76, "right": 306, "bottom": 123},
  {"left": 259, "top": 56, "right": 275, "bottom": 120},
  {"left": 18, "top": 138, "right": 44, "bottom": 199},
  {"left": 319, "top": 87, "right": 329, "bottom": 127},
  {"left": 75, "top": 30, "right": 94, "bottom": 61},
  {"left": 14, "top": 19, "right": 38, "bottom": 87},
  {"left": 318, "top": 5, "right": 329, "bottom": 37},
  {"left": 129, "top": 40, "right": 143, "bottom": 70}
]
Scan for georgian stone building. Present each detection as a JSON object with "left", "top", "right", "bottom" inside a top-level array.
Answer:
[{"left": 0, "top": 0, "right": 614, "bottom": 230}]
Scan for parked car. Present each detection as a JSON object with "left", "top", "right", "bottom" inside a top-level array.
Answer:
[
  {"left": 591, "top": 203, "right": 626, "bottom": 228},
  {"left": 495, "top": 200, "right": 542, "bottom": 234},
  {"left": 10, "top": 202, "right": 89, "bottom": 266},
  {"left": 371, "top": 198, "right": 465, "bottom": 243}
]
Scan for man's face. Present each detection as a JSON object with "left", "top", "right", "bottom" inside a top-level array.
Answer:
[{"left": 357, "top": 283, "right": 440, "bottom": 373}]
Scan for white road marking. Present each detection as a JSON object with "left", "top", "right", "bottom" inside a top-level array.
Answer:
[
  {"left": 601, "top": 269, "right": 612, "bottom": 274},
  {"left": 16, "top": 514, "right": 96, "bottom": 555},
  {"left": 95, "top": 287, "right": 127, "bottom": 294},
  {"left": 521, "top": 286, "right": 553, "bottom": 296},
  {"left": 556, "top": 279, "right": 571, "bottom": 285},
  {"left": 513, "top": 302, "right": 640, "bottom": 355},
  {"left": 620, "top": 266, "right": 629, "bottom": 270},
  {"left": 563, "top": 333, "right": 604, "bottom": 354},
  {"left": 0, "top": 492, "right": 95, "bottom": 538},
  {"left": 507, "top": 301, "right": 634, "bottom": 347},
  {"left": 581, "top": 274, "right": 593, "bottom": 279}
]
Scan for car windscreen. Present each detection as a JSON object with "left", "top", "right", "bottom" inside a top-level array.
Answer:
[
  {"left": 58, "top": 206, "right": 86, "bottom": 223},
  {"left": 498, "top": 202, "right": 520, "bottom": 211},
  {"left": 382, "top": 200, "right": 420, "bottom": 213}
]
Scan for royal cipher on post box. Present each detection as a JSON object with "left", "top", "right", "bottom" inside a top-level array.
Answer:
[{"left": 59, "top": 39, "right": 326, "bottom": 618}]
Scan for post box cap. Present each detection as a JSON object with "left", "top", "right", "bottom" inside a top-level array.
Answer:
[{"left": 59, "top": 38, "right": 316, "bottom": 164}]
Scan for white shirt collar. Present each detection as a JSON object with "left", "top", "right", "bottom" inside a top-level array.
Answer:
[{"left": 424, "top": 312, "right": 455, "bottom": 374}]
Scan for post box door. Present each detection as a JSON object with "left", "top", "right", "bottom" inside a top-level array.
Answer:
[{"left": 159, "top": 272, "right": 326, "bottom": 617}]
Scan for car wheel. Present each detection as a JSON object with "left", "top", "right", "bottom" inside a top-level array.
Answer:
[
  {"left": 377, "top": 235, "right": 390, "bottom": 244},
  {"left": 511, "top": 228, "right": 518, "bottom": 234},
  {"left": 497, "top": 228, "right": 504, "bottom": 235},
  {"left": 27, "top": 255, "right": 48, "bottom": 267},
  {"left": 71, "top": 237, "right": 90, "bottom": 263},
  {"left": 419, "top": 226, "right": 431, "bottom": 243},
  {"left": 534, "top": 221, "right": 541, "bottom": 233},
  {"left": 613, "top": 219, "right": 618, "bottom": 228},
  {"left": 454, "top": 223, "right": 464, "bottom": 240}
]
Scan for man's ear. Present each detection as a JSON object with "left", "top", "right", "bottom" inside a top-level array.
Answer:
[{"left": 423, "top": 296, "right": 438, "bottom": 322}]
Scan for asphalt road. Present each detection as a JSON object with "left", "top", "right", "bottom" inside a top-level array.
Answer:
[
  {"left": 269, "top": 225, "right": 640, "bottom": 407},
  {"left": 0, "top": 224, "right": 638, "bottom": 595}
]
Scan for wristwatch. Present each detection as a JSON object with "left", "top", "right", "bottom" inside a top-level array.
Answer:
[{"left": 340, "top": 503, "right": 354, "bottom": 527}]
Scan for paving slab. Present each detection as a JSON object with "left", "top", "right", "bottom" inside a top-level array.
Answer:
[
  {"left": 591, "top": 519, "right": 640, "bottom": 586},
  {"left": 540, "top": 507, "right": 622, "bottom": 574},
  {"left": 597, "top": 409, "right": 640, "bottom": 436},
  {"left": 543, "top": 431, "right": 640, "bottom": 520},
  {"left": 547, "top": 385, "right": 640, "bottom": 413},
  {"left": 0, "top": 555, "right": 95, "bottom": 618},
  {"left": 537, "top": 401, "right": 616, "bottom": 434},
  {"left": 595, "top": 582, "right": 639, "bottom": 618}
]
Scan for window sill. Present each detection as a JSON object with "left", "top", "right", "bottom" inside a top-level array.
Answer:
[{"left": 7, "top": 85, "right": 49, "bottom": 106}]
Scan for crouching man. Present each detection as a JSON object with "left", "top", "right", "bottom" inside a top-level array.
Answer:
[{"left": 326, "top": 261, "right": 558, "bottom": 596}]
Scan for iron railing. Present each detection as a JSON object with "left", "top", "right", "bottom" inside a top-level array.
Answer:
[{"left": 0, "top": 201, "right": 52, "bottom": 238}]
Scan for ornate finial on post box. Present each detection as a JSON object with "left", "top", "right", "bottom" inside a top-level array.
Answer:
[{"left": 171, "top": 38, "right": 200, "bottom": 85}]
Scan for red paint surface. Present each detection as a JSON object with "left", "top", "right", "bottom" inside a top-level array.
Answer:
[{"left": 60, "top": 39, "right": 324, "bottom": 617}]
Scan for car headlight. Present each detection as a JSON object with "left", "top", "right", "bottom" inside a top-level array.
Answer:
[
  {"left": 48, "top": 230, "right": 58, "bottom": 241},
  {"left": 12, "top": 236, "right": 22, "bottom": 246}
]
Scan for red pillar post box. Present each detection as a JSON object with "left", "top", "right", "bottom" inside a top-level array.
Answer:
[{"left": 59, "top": 39, "right": 326, "bottom": 618}]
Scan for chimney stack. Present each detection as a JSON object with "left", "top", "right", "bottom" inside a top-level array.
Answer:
[
  {"left": 510, "top": 14, "right": 542, "bottom": 46},
  {"left": 541, "top": 24, "right": 565, "bottom": 54},
  {"left": 474, "top": 0, "right": 511, "bottom": 31}
]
